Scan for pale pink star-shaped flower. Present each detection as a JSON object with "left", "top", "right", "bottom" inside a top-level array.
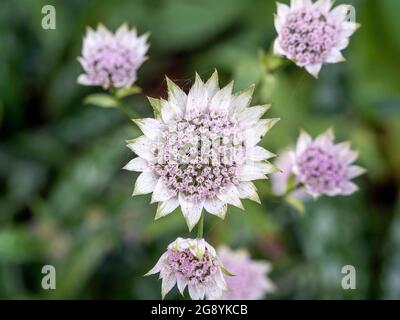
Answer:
[
  {"left": 218, "top": 246, "right": 275, "bottom": 300},
  {"left": 291, "top": 128, "right": 366, "bottom": 198},
  {"left": 124, "top": 71, "right": 279, "bottom": 231},
  {"left": 273, "top": 0, "right": 359, "bottom": 78},
  {"left": 145, "top": 238, "right": 227, "bottom": 300},
  {"left": 78, "top": 23, "right": 149, "bottom": 89}
]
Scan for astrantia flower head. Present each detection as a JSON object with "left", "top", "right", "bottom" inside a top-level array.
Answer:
[
  {"left": 124, "top": 71, "right": 279, "bottom": 231},
  {"left": 273, "top": 0, "right": 359, "bottom": 78},
  {"left": 78, "top": 23, "right": 149, "bottom": 89},
  {"left": 291, "top": 128, "right": 366, "bottom": 198},
  {"left": 218, "top": 246, "right": 275, "bottom": 300},
  {"left": 145, "top": 238, "right": 227, "bottom": 300}
]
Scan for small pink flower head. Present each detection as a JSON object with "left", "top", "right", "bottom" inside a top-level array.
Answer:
[
  {"left": 145, "top": 238, "right": 227, "bottom": 300},
  {"left": 273, "top": 0, "right": 359, "bottom": 78},
  {"left": 218, "top": 246, "right": 275, "bottom": 300},
  {"left": 291, "top": 128, "right": 366, "bottom": 198},
  {"left": 78, "top": 23, "right": 149, "bottom": 89}
]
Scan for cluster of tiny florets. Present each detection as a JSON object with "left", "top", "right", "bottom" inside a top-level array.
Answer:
[
  {"left": 152, "top": 111, "right": 245, "bottom": 201},
  {"left": 78, "top": 25, "right": 149, "bottom": 89},
  {"left": 279, "top": 8, "right": 340, "bottom": 64},
  {"left": 167, "top": 249, "right": 219, "bottom": 286},
  {"left": 297, "top": 145, "right": 345, "bottom": 194},
  {"left": 87, "top": 44, "right": 140, "bottom": 88}
]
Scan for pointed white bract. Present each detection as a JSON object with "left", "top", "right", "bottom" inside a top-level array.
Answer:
[
  {"left": 291, "top": 129, "right": 366, "bottom": 198},
  {"left": 273, "top": 0, "right": 359, "bottom": 78},
  {"left": 78, "top": 23, "right": 149, "bottom": 89},
  {"left": 125, "top": 71, "right": 279, "bottom": 231},
  {"left": 271, "top": 149, "right": 310, "bottom": 200},
  {"left": 218, "top": 246, "right": 275, "bottom": 300},
  {"left": 145, "top": 238, "right": 227, "bottom": 300}
]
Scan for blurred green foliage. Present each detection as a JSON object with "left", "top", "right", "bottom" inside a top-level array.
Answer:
[{"left": 0, "top": 0, "right": 399, "bottom": 299}]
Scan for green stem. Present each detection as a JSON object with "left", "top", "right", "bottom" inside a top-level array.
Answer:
[
  {"left": 197, "top": 214, "right": 204, "bottom": 239},
  {"left": 110, "top": 87, "right": 139, "bottom": 119},
  {"left": 116, "top": 102, "right": 137, "bottom": 119},
  {"left": 283, "top": 184, "right": 300, "bottom": 198}
]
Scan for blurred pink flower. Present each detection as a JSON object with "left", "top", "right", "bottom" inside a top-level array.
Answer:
[
  {"left": 291, "top": 128, "right": 366, "bottom": 198},
  {"left": 273, "top": 0, "right": 359, "bottom": 78},
  {"left": 78, "top": 23, "right": 149, "bottom": 89},
  {"left": 218, "top": 246, "right": 275, "bottom": 300}
]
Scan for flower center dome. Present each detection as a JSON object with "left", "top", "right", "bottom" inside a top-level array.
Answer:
[
  {"left": 153, "top": 111, "right": 245, "bottom": 202},
  {"left": 297, "top": 145, "right": 346, "bottom": 193},
  {"left": 167, "top": 249, "right": 219, "bottom": 286},
  {"left": 279, "top": 7, "right": 340, "bottom": 64},
  {"left": 91, "top": 44, "right": 137, "bottom": 82}
]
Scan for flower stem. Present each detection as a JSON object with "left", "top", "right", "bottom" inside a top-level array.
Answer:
[
  {"left": 110, "top": 87, "right": 139, "bottom": 119},
  {"left": 283, "top": 185, "right": 299, "bottom": 198},
  {"left": 197, "top": 214, "right": 204, "bottom": 239},
  {"left": 116, "top": 102, "right": 137, "bottom": 119}
]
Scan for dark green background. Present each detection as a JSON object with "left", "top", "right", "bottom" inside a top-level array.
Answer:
[{"left": 0, "top": 0, "right": 399, "bottom": 299}]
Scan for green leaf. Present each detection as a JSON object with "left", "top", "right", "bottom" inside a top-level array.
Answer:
[
  {"left": 147, "top": 97, "right": 162, "bottom": 119},
  {"left": 0, "top": 228, "right": 44, "bottom": 262},
  {"left": 221, "top": 266, "right": 235, "bottom": 277},
  {"left": 150, "top": 0, "right": 246, "bottom": 51},
  {"left": 285, "top": 174, "right": 298, "bottom": 194},
  {"left": 51, "top": 231, "right": 114, "bottom": 299},
  {"left": 84, "top": 94, "right": 120, "bottom": 108},
  {"left": 0, "top": 99, "right": 3, "bottom": 129},
  {"left": 115, "top": 86, "right": 141, "bottom": 99},
  {"left": 285, "top": 195, "right": 305, "bottom": 215}
]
